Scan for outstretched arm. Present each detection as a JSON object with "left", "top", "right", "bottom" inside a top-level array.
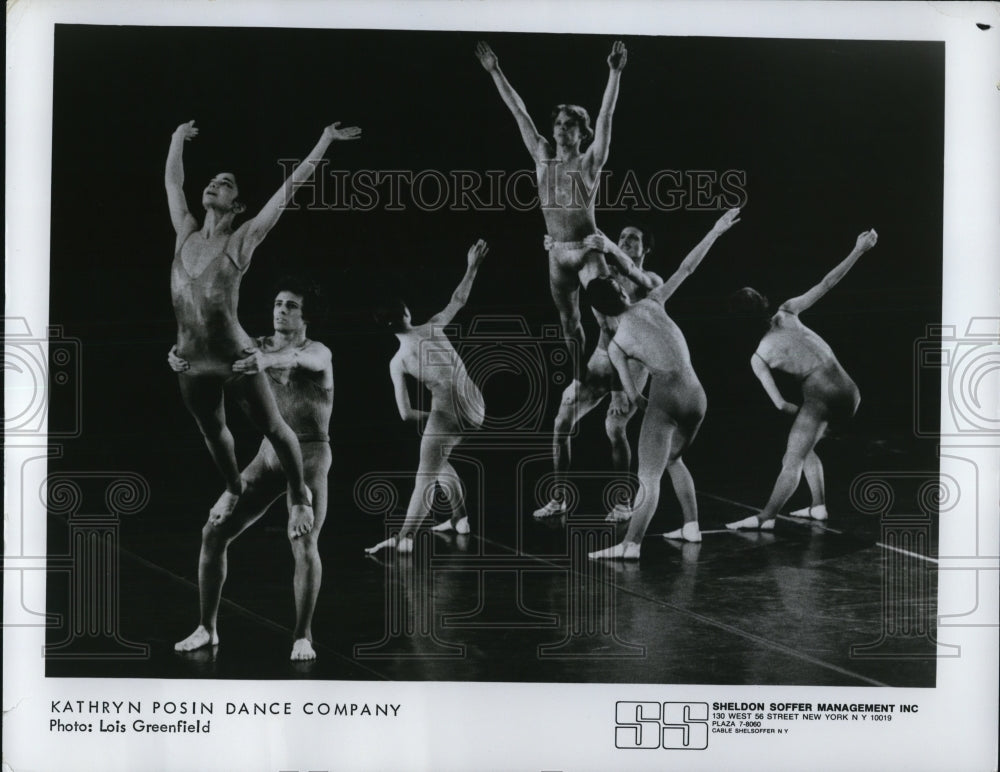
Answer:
[
  {"left": 390, "top": 356, "right": 429, "bottom": 422},
  {"left": 751, "top": 353, "right": 797, "bottom": 415},
  {"left": 781, "top": 229, "right": 878, "bottom": 315},
  {"left": 475, "top": 42, "right": 548, "bottom": 161},
  {"left": 237, "top": 122, "right": 362, "bottom": 261},
  {"left": 648, "top": 207, "right": 741, "bottom": 305},
  {"left": 428, "top": 240, "right": 489, "bottom": 326},
  {"left": 589, "top": 41, "right": 627, "bottom": 170},
  {"left": 164, "top": 121, "right": 199, "bottom": 238}
]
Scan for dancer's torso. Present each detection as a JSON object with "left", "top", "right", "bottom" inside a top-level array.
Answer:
[
  {"left": 171, "top": 231, "right": 252, "bottom": 376},
  {"left": 757, "top": 310, "right": 843, "bottom": 379},
  {"left": 537, "top": 153, "right": 598, "bottom": 242},
  {"left": 254, "top": 337, "right": 333, "bottom": 439},
  {"left": 396, "top": 327, "right": 484, "bottom": 426},
  {"left": 613, "top": 299, "right": 697, "bottom": 382}
]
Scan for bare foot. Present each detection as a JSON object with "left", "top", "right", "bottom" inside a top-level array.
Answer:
[
  {"left": 209, "top": 486, "right": 243, "bottom": 526},
  {"left": 290, "top": 638, "right": 316, "bottom": 661},
  {"left": 588, "top": 540, "right": 641, "bottom": 560},
  {"left": 431, "top": 516, "right": 470, "bottom": 534},
  {"left": 533, "top": 499, "right": 566, "bottom": 519},
  {"left": 174, "top": 625, "right": 218, "bottom": 652},
  {"left": 605, "top": 503, "right": 633, "bottom": 522},
  {"left": 396, "top": 535, "right": 414, "bottom": 553},
  {"left": 664, "top": 521, "right": 702, "bottom": 543},
  {"left": 287, "top": 504, "right": 315, "bottom": 539},
  {"left": 365, "top": 536, "right": 397, "bottom": 555},
  {"left": 725, "top": 515, "right": 775, "bottom": 531}
]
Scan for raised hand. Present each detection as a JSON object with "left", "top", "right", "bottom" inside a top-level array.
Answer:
[
  {"left": 712, "top": 207, "right": 742, "bottom": 234},
  {"left": 323, "top": 122, "right": 362, "bottom": 142},
  {"left": 167, "top": 345, "right": 190, "bottom": 372},
  {"left": 173, "top": 120, "right": 198, "bottom": 141},
  {"left": 607, "top": 40, "right": 628, "bottom": 71},
  {"left": 856, "top": 228, "right": 878, "bottom": 252},
  {"left": 475, "top": 41, "right": 499, "bottom": 71},
  {"left": 467, "top": 238, "right": 489, "bottom": 267}
]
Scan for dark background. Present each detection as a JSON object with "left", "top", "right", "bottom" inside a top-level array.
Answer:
[{"left": 45, "top": 26, "right": 943, "bottom": 678}]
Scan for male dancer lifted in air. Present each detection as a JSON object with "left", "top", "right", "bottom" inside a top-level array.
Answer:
[
  {"left": 475, "top": 40, "right": 655, "bottom": 374},
  {"left": 172, "top": 278, "right": 333, "bottom": 661},
  {"left": 165, "top": 119, "right": 358, "bottom": 534},
  {"left": 533, "top": 226, "right": 663, "bottom": 520}
]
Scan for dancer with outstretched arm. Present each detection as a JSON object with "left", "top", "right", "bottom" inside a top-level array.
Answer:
[
  {"left": 165, "top": 119, "right": 359, "bottom": 533},
  {"left": 532, "top": 226, "right": 663, "bottom": 521},
  {"left": 365, "top": 240, "right": 489, "bottom": 554},
  {"left": 584, "top": 209, "right": 741, "bottom": 559},
  {"left": 726, "top": 228, "right": 878, "bottom": 531}
]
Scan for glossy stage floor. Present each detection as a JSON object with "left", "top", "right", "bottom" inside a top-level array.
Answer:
[{"left": 45, "top": 434, "right": 939, "bottom": 688}]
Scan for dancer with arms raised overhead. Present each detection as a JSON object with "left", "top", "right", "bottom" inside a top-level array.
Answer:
[{"left": 165, "top": 119, "right": 359, "bottom": 533}]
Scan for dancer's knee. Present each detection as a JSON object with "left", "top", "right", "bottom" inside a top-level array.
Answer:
[
  {"left": 201, "top": 520, "right": 231, "bottom": 549},
  {"left": 780, "top": 452, "right": 806, "bottom": 476},
  {"left": 290, "top": 532, "right": 320, "bottom": 559}
]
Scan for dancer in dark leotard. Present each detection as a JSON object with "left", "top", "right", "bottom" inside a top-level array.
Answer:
[
  {"left": 165, "top": 119, "right": 359, "bottom": 533},
  {"left": 726, "top": 228, "right": 878, "bottom": 530}
]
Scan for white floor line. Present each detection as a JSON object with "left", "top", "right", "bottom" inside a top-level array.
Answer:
[{"left": 697, "top": 490, "right": 939, "bottom": 564}]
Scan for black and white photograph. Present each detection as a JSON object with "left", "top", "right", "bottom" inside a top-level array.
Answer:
[{"left": 5, "top": 2, "right": 999, "bottom": 770}]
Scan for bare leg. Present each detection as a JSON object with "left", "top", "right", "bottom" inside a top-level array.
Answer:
[
  {"left": 593, "top": 382, "right": 670, "bottom": 560},
  {"left": 727, "top": 406, "right": 827, "bottom": 530},
  {"left": 591, "top": 377, "right": 705, "bottom": 558},
  {"left": 548, "top": 258, "right": 585, "bottom": 378},
  {"left": 662, "top": 460, "right": 702, "bottom": 543},
  {"left": 789, "top": 450, "right": 828, "bottom": 519},
  {"left": 604, "top": 363, "right": 644, "bottom": 521},
  {"left": 535, "top": 374, "right": 605, "bottom": 518},
  {"left": 366, "top": 411, "right": 461, "bottom": 553},
  {"left": 175, "top": 454, "right": 281, "bottom": 651},
  {"left": 431, "top": 459, "right": 470, "bottom": 534},
  {"left": 178, "top": 375, "right": 244, "bottom": 505},
  {"left": 235, "top": 374, "right": 313, "bottom": 535},
  {"left": 290, "top": 443, "right": 331, "bottom": 660}
]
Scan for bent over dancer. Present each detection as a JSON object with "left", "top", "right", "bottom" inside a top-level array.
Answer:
[
  {"left": 585, "top": 209, "right": 741, "bottom": 559},
  {"left": 726, "top": 228, "right": 878, "bottom": 531},
  {"left": 532, "top": 226, "right": 663, "bottom": 521},
  {"left": 173, "top": 279, "right": 334, "bottom": 660},
  {"left": 365, "top": 240, "right": 489, "bottom": 554},
  {"left": 475, "top": 40, "right": 655, "bottom": 375},
  {"left": 166, "top": 119, "right": 359, "bottom": 532}
]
